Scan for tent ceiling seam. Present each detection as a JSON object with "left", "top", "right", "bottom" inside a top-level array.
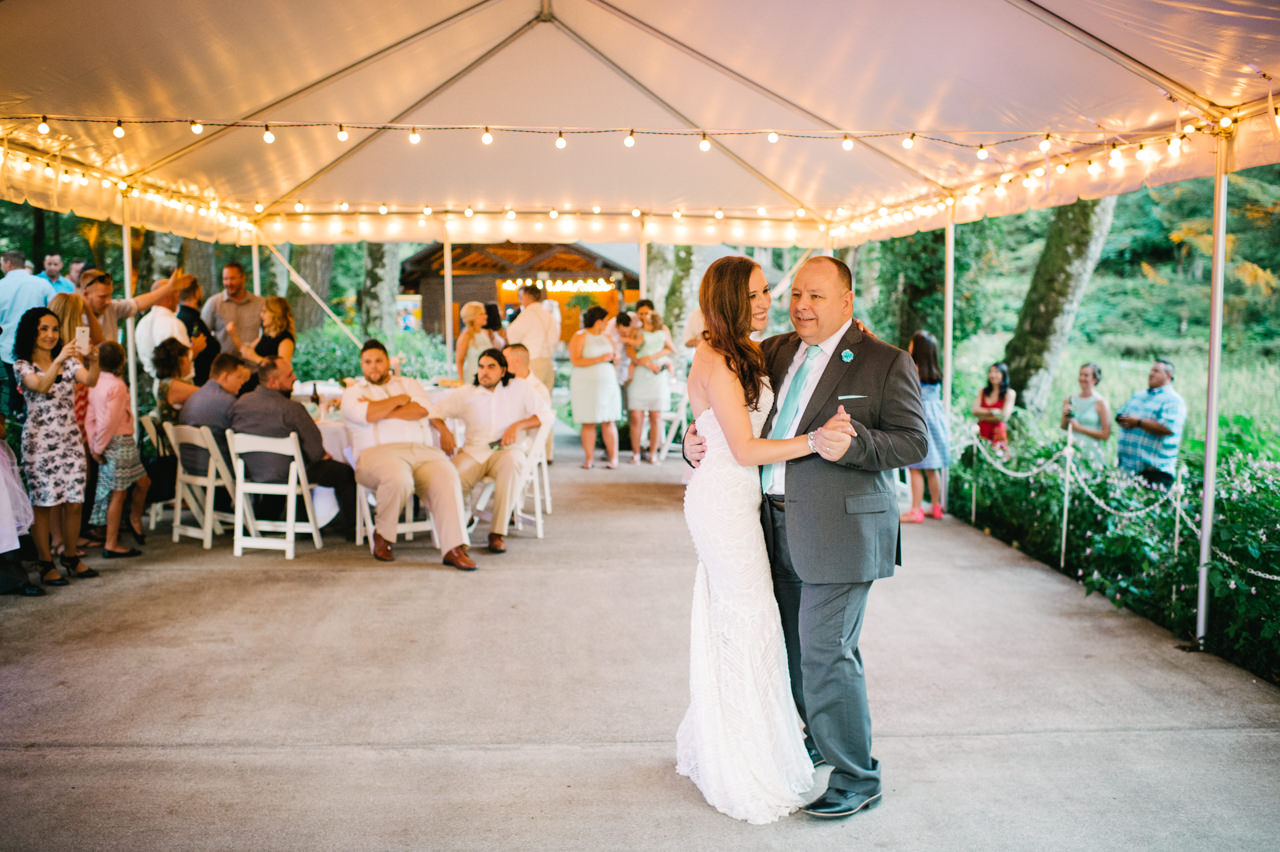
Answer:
[
  {"left": 583, "top": 0, "right": 949, "bottom": 192},
  {"left": 550, "top": 16, "right": 825, "bottom": 222},
  {"left": 258, "top": 17, "right": 542, "bottom": 218},
  {"left": 127, "top": 0, "right": 502, "bottom": 181}
]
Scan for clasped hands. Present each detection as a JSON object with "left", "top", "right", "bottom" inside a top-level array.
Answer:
[{"left": 684, "top": 404, "right": 859, "bottom": 464}]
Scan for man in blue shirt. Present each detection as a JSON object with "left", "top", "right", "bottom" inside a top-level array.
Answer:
[
  {"left": 35, "top": 253, "right": 75, "bottom": 294},
  {"left": 1116, "top": 358, "right": 1187, "bottom": 489},
  {"left": 0, "top": 250, "right": 56, "bottom": 417}
]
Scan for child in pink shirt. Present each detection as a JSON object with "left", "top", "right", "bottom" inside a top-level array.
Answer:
[{"left": 86, "top": 342, "right": 150, "bottom": 558}]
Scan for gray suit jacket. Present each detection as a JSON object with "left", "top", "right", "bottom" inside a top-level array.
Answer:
[
  {"left": 761, "top": 323, "right": 928, "bottom": 584},
  {"left": 229, "top": 385, "right": 324, "bottom": 483}
]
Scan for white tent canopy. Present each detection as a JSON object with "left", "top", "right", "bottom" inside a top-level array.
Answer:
[{"left": 4, "top": 0, "right": 1280, "bottom": 248}]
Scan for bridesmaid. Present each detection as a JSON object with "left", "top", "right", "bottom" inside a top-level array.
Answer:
[
  {"left": 568, "top": 306, "right": 622, "bottom": 468},
  {"left": 1060, "top": 361, "right": 1111, "bottom": 458}
]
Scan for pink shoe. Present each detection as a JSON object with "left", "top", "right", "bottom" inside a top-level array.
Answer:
[
  {"left": 930, "top": 504, "right": 944, "bottom": 520},
  {"left": 900, "top": 508, "right": 925, "bottom": 524}
]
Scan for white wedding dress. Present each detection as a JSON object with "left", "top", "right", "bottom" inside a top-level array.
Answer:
[{"left": 676, "top": 383, "right": 814, "bottom": 824}]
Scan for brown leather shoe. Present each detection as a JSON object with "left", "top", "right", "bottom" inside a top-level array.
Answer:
[
  {"left": 487, "top": 533, "right": 506, "bottom": 554},
  {"left": 443, "top": 545, "right": 477, "bottom": 571},
  {"left": 373, "top": 532, "right": 394, "bottom": 562}
]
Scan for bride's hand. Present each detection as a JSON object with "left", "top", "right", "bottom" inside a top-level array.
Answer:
[
  {"left": 682, "top": 422, "right": 706, "bottom": 466},
  {"left": 814, "top": 425, "right": 853, "bottom": 461}
]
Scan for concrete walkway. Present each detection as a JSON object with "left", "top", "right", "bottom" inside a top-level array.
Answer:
[{"left": 2, "top": 436, "right": 1278, "bottom": 851}]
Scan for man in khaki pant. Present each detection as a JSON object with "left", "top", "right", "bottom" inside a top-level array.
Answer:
[
  {"left": 341, "top": 339, "right": 475, "bottom": 570},
  {"left": 430, "top": 348, "right": 550, "bottom": 554}
]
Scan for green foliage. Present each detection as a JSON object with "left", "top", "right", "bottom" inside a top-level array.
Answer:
[
  {"left": 566, "top": 293, "right": 598, "bottom": 314},
  {"left": 290, "top": 325, "right": 452, "bottom": 383},
  {"left": 951, "top": 423, "right": 1280, "bottom": 685},
  {"left": 664, "top": 245, "right": 693, "bottom": 330}
]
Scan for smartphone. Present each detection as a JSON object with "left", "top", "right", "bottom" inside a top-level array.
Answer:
[
  {"left": 488, "top": 439, "right": 503, "bottom": 450},
  {"left": 75, "top": 325, "right": 90, "bottom": 356}
]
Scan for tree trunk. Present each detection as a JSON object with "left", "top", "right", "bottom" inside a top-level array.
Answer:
[
  {"left": 180, "top": 239, "right": 217, "bottom": 294},
  {"left": 288, "top": 243, "right": 335, "bottom": 333},
  {"left": 137, "top": 232, "right": 184, "bottom": 290},
  {"left": 1003, "top": 195, "right": 1117, "bottom": 412},
  {"left": 31, "top": 207, "right": 46, "bottom": 263},
  {"left": 360, "top": 242, "right": 399, "bottom": 339}
]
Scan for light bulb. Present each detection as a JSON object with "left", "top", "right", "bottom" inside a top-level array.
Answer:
[
  {"left": 591, "top": 206, "right": 600, "bottom": 214},
  {"left": 1087, "top": 160, "right": 1101, "bottom": 176},
  {"left": 1135, "top": 144, "right": 1148, "bottom": 162},
  {"left": 378, "top": 204, "right": 389, "bottom": 215},
  {"left": 113, "top": 120, "right": 125, "bottom": 138},
  {"left": 672, "top": 210, "right": 681, "bottom": 219},
  {"left": 481, "top": 127, "right": 493, "bottom": 145},
  {"left": 549, "top": 209, "right": 558, "bottom": 219},
  {"left": 294, "top": 201, "right": 305, "bottom": 213},
  {"left": 1039, "top": 134, "right": 1051, "bottom": 153},
  {"left": 464, "top": 207, "right": 474, "bottom": 218},
  {"left": 1183, "top": 122, "right": 1196, "bottom": 134},
  {"left": 1274, "top": 108, "right": 1279, "bottom": 129},
  {"left": 1168, "top": 136, "right": 1181, "bottom": 155},
  {"left": 841, "top": 135, "right": 853, "bottom": 151},
  {"left": 190, "top": 120, "right": 203, "bottom": 135},
  {"left": 263, "top": 126, "right": 275, "bottom": 144},
  {"left": 757, "top": 206, "right": 767, "bottom": 216},
  {"left": 59, "top": 170, "right": 70, "bottom": 183},
  {"left": 1219, "top": 115, "right": 1233, "bottom": 128},
  {"left": 42, "top": 165, "right": 54, "bottom": 178},
  {"left": 795, "top": 208, "right": 805, "bottom": 217},
  {"left": 254, "top": 202, "right": 264, "bottom": 213},
  {"left": 506, "top": 209, "right": 516, "bottom": 220},
  {"left": 555, "top": 132, "right": 566, "bottom": 149},
  {"left": 902, "top": 133, "right": 914, "bottom": 149},
  {"left": 336, "top": 125, "right": 349, "bottom": 142},
  {"left": 78, "top": 173, "right": 88, "bottom": 186},
  {"left": 624, "top": 130, "right": 635, "bottom": 148},
  {"left": 1033, "top": 167, "right": 1045, "bottom": 177},
  {"left": 714, "top": 209, "right": 723, "bottom": 219},
  {"left": 409, "top": 128, "right": 421, "bottom": 144},
  {"left": 976, "top": 145, "right": 988, "bottom": 160},
  {"left": 631, "top": 208, "right": 641, "bottom": 218},
  {"left": 37, "top": 116, "right": 49, "bottom": 134},
  {"left": 422, "top": 206, "right": 432, "bottom": 215},
  {"left": 699, "top": 134, "right": 710, "bottom": 152},
  {"left": 767, "top": 131, "right": 779, "bottom": 144},
  {"left": 1055, "top": 162, "right": 1067, "bottom": 174},
  {"left": 339, "top": 201, "right": 350, "bottom": 211}
]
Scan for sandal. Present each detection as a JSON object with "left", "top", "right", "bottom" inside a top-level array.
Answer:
[
  {"left": 59, "top": 554, "right": 100, "bottom": 580},
  {"left": 37, "top": 560, "right": 69, "bottom": 587}
]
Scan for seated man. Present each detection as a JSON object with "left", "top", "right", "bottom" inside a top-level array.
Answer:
[
  {"left": 341, "top": 339, "right": 473, "bottom": 569},
  {"left": 230, "top": 358, "right": 357, "bottom": 539},
  {"left": 502, "top": 343, "right": 551, "bottom": 405},
  {"left": 178, "top": 353, "right": 251, "bottom": 479},
  {"left": 431, "top": 348, "right": 550, "bottom": 554}
]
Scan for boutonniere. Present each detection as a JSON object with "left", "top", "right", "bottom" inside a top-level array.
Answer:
[{"left": 841, "top": 349, "right": 854, "bottom": 363}]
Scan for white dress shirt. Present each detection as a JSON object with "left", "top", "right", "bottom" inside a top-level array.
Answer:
[
  {"left": 341, "top": 375, "right": 437, "bottom": 459},
  {"left": 134, "top": 304, "right": 190, "bottom": 376},
  {"left": 430, "top": 377, "right": 551, "bottom": 463},
  {"left": 506, "top": 302, "right": 559, "bottom": 360},
  {"left": 766, "top": 317, "right": 853, "bottom": 496}
]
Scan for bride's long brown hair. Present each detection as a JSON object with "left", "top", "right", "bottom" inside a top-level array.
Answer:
[{"left": 699, "top": 256, "right": 769, "bottom": 411}]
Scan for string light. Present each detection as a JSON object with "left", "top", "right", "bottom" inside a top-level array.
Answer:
[
  {"left": 631, "top": 208, "right": 641, "bottom": 217},
  {"left": 378, "top": 204, "right": 389, "bottom": 215},
  {"left": 422, "top": 206, "right": 432, "bottom": 215},
  {"left": 756, "top": 206, "right": 767, "bottom": 216},
  {"left": 1219, "top": 115, "right": 1233, "bottom": 128},
  {"left": 1088, "top": 159, "right": 1101, "bottom": 176},
  {"left": 1135, "top": 144, "right": 1148, "bottom": 162},
  {"left": 767, "top": 131, "right": 779, "bottom": 144},
  {"left": 1039, "top": 134, "right": 1051, "bottom": 153},
  {"left": 464, "top": 206, "right": 474, "bottom": 217},
  {"left": 336, "top": 124, "right": 349, "bottom": 142},
  {"left": 714, "top": 209, "right": 723, "bottom": 219},
  {"left": 113, "top": 120, "right": 125, "bottom": 138},
  {"left": 1183, "top": 122, "right": 1197, "bottom": 134},
  {"left": 699, "top": 133, "right": 711, "bottom": 152},
  {"left": 672, "top": 210, "right": 682, "bottom": 219},
  {"left": 1108, "top": 143, "right": 1122, "bottom": 166},
  {"left": 506, "top": 209, "right": 516, "bottom": 219},
  {"left": 1055, "top": 162, "right": 1068, "bottom": 174},
  {"left": 409, "top": 128, "right": 421, "bottom": 144},
  {"left": 190, "top": 120, "right": 203, "bottom": 135},
  {"left": 901, "top": 133, "right": 914, "bottom": 149},
  {"left": 263, "top": 125, "right": 275, "bottom": 144},
  {"left": 481, "top": 127, "right": 493, "bottom": 145},
  {"left": 624, "top": 129, "right": 635, "bottom": 148},
  {"left": 555, "top": 132, "right": 566, "bottom": 149},
  {"left": 841, "top": 135, "right": 853, "bottom": 151},
  {"left": 293, "top": 201, "right": 305, "bottom": 212},
  {"left": 254, "top": 202, "right": 264, "bottom": 212},
  {"left": 1033, "top": 166, "right": 1045, "bottom": 177},
  {"left": 549, "top": 209, "right": 558, "bottom": 218},
  {"left": 43, "top": 164, "right": 54, "bottom": 178},
  {"left": 37, "top": 116, "right": 49, "bottom": 134},
  {"left": 976, "top": 145, "right": 988, "bottom": 160},
  {"left": 795, "top": 208, "right": 805, "bottom": 217},
  {"left": 1168, "top": 136, "right": 1182, "bottom": 156},
  {"left": 338, "top": 201, "right": 349, "bottom": 211},
  {"left": 591, "top": 205, "right": 600, "bottom": 214}
]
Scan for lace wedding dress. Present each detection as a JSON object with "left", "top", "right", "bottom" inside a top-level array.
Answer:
[{"left": 676, "top": 383, "right": 814, "bottom": 824}]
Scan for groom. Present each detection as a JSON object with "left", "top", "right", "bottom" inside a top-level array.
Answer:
[{"left": 688, "top": 256, "right": 927, "bottom": 818}]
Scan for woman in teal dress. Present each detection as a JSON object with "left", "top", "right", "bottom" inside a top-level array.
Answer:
[
  {"left": 626, "top": 311, "right": 674, "bottom": 464},
  {"left": 1060, "top": 362, "right": 1111, "bottom": 459},
  {"left": 569, "top": 306, "right": 621, "bottom": 468}
]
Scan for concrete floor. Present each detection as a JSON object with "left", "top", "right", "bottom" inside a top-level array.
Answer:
[{"left": 2, "top": 434, "right": 1279, "bottom": 850}]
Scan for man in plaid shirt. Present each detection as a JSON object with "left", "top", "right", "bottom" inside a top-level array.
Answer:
[{"left": 1116, "top": 358, "right": 1186, "bottom": 489}]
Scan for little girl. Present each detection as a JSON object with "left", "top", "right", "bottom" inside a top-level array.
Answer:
[{"left": 86, "top": 342, "right": 151, "bottom": 558}]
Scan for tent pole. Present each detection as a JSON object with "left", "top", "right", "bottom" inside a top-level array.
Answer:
[
  {"left": 120, "top": 195, "right": 139, "bottom": 441},
  {"left": 251, "top": 234, "right": 262, "bottom": 296},
  {"left": 942, "top": 218, "right": 956, "bottom": 508},
  {"left": 1196, "top": 130, "right": 1231, "bottom": 646},
  {"left": 638, "top": 235, "right": 648, "bottom": 300},
  {"left": 261, "top": 243, "right": 360, "bottom": 347},
  {"left": 443, "top": 231, "right": 454, "bottom": 359}
]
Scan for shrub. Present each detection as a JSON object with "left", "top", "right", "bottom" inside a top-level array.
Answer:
[{"left": 291, "top": 325, "right": 452, "bottom": 384}]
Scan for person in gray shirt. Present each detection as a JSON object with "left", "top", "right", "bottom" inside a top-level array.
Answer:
[
  {"left": 178, "top": 354, "right": 251, "bottom": 476},
  {"left": 229, "top": 358, "right": 355, "bottom": 538},
  {"left": 201, "top": 262, "right": 264, "bottom": 354}
]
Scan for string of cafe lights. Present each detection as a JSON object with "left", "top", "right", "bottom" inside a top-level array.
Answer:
[{"left": 5, "top": 109, "right": 1274, "bottom": 239}]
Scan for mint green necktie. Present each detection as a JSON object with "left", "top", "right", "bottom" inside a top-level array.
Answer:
[{"left": 762, "top": 344, "right": 821, "bottom": 493}]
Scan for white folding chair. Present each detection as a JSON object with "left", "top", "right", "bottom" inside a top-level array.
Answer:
[
  {"left": 658, "top": 379, "right": 689, "bottom": 462},
  {"left": 226, "top": 430, "right": 323, "bottom": 559},
  {"left": 163, "top": 422, "right": 242, "bottom": 548},
  {"left": 140, "top": 412, "right": 172, "bottom": 530},
  {"left": 469, "top": 418, "right": 552, "bottom": 539},
  {"left": 354, "top": 486, "right": 441, "bottom": 554}
]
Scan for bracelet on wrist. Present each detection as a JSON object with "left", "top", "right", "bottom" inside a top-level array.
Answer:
[{"left": 806, "top": 431, "right": 818, "bottom": 454}]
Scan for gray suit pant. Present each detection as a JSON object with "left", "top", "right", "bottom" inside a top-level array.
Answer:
[{"left": 765, "top": 500, "right": 881, "bottom": 797}]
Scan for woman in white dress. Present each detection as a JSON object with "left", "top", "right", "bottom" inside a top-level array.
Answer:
[
  {"left": 568, "top": 305, "right": 622, "bottom": 468},
  {"left": 677, "top": 256, "right": 853, "bottom": 824},
  {"left": 456, "top": 301, "right": 503, "bottom": 385}
]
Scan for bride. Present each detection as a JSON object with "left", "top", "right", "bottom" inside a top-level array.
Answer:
[{"left": 676, "top": 256, "right": 853, "bottom": 824}]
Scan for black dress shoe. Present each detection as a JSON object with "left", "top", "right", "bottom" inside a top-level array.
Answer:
[{"left": 801, "top": 789, "right": 881, "bottom": 819}]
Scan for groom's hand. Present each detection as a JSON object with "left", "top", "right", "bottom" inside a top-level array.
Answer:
[
  {"left": 815, "top": 405, "right": 856, "bottom": 461},
  {"left": 682, "top": 422, "right": 706, "bottom": 468}
]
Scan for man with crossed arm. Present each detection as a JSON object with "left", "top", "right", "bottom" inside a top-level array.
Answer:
[
  {"left": 341, "top": 339, "right": 474, "bottom": 570},
  {"left": 430, "top": 348, "right": 550, "bottom": 554}
]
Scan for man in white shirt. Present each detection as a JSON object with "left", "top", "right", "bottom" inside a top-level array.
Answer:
[
  {"left": 430, "top": 348, "right": 550, "bottom": 554},
  {"left": 82, "top": 269, "right": 176, "bottom": 345},
  {"left": 341, "top": 339, "right": 473, "bottom": 569},
  {"left": 134, "top": 278, "right": 195, "bottom": 378},
  {"left": 504, "top": 284, "right": 559, "bottom": 460},
  {"left": 502, "top": 344, "right": 551, "bottom": 405}
]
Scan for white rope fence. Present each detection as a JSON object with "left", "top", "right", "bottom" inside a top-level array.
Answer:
[{"left": 957, "top": 424, "right": 1276, "bottom": 585}]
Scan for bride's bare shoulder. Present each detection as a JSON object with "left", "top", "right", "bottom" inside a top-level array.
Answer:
[{"left": 691, "top": 341, "right": 731, "bottom": 373}]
